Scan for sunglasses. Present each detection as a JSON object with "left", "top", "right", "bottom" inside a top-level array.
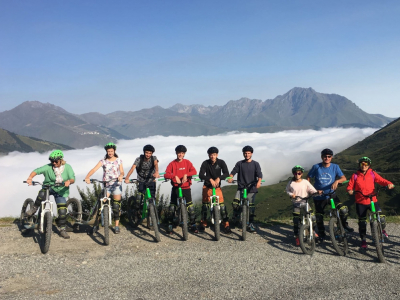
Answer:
[
  {"left": 50, "top": 159, "right": 60, "bottom": 163},
  {"left": 293, "top": 172, "right": 303, "bottom": 175},
  {"left": 323, "top": 155, "right": 332, "bottom": 159},
  {"left": 360, "top": 162, "right": 370, "bottom": 166}
]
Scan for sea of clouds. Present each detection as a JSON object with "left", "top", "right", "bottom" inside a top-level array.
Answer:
[{"left": 0, "top": 127, "right": 377, "bottom": 217}]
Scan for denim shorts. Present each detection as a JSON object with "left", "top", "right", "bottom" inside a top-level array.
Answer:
[{"left": 106, "top": 184, "right": 122, "bottom": 195}]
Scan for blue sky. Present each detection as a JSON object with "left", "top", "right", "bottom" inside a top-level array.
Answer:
[{"left": 1, "top": 0, "right": 399, "bottom": 116}]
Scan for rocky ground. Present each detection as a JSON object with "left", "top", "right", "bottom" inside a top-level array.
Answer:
[{"left": 1, "top": 220, "right": 400, "bottom": 299}]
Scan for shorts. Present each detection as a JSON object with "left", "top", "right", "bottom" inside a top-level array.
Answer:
[
  {"left": 106, "top": 184, "right": 122, "bottom": 196},
  {"left": 202, "top": 186, "right": 224, "bottom": 203}
]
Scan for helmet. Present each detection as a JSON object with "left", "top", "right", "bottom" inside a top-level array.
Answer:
[
  {"left": 207, "top": 146, "right": 219, "bottom": 154},
  {"left": 143, "top": 144, "right": 155, "bottom": 153},
  {"left": 358, "top": 157, "right": 371, "bottom": 165},
  {"left": 292, "top": 165, "right": 305, "bottom": 173},
  {"left": 104, "top": 142, "right": 116, "bottom": 150},
  {"left": 321, "top": 148, "right": 333, "bottom": 156},
  {"left": 175, "top": 145, "right": 187, "bottom": 153},
  {"left": 49, "top": 150, "right": 64, "bottom": 161},
  {"left": 242, "top": 145, "right": 253, "bottom": 153}
]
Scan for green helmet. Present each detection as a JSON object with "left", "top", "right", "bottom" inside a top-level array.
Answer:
[
  {"left": 49, "top": 150, "right": 64, "bottom": 160},
  {"left": 358, "top": 157, "right": 371, "bottom": 164},
  {"left": 292, "top": 165, "right": 305, "bottom": 173},
  {"left": 104, "top": 142, "right": 116, "bottom": 150}
]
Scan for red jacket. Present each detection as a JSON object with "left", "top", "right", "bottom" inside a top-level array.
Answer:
[
  {"left": 164, "top": 159, "right": 197, "bottom": 189},
  {"left": 347, "top": 169, "right": 392, "bottom": 205}
]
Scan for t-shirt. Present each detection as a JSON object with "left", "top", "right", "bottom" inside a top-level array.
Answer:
[
  {"left": 33, "top": 163, "right": 75, "bottom": 197},
  {"left": 230, "top": 160, "right": 263, "bottom": 193},
  {"left": 285, "top": 179, "right": 318, "bottom": 203},
  {"left": 101, "top": 158, "right": 123, "bottom": 188},
  {"left": 308, "top": 163, "right": 344, "bottom": 200},
  {"left": 199, "top": 158, "right": 229, "bottom": 188},
  {"left": 133, "top": 155, "right": 158, "bottom": 183}
]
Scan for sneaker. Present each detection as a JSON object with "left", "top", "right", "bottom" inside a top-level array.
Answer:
[
  {"left": 382, "top": 230, "right": 388, "bottom": 238},
  {"left": 167, "top": 224, "right": 173, "bottom": 234},
  {"left": 89, "top": 225, "right": 99, "bottom": 235},
  {"left": 59, "top": 229, "right": 70, "bottom": 239},
  {"left": 25, "top": 205, "right": 39, "bottom": 218},
  {"left": 295, "top": 236, "right": 300, "bottom": 246},
  {"left": 114, "top": 226, "right": 120, "bottom": 234},
  {"left": 361, "top": 240, "right": 367, "bottom": 249},
  {"left": 247, "top": 223, "right": 256, "bottom": 233},
  {"left": 224, "top": 226, "right": 232, "bottom": 234},
  {"left": 190, "top": 224, "right": 199, "bottom": 233},
  {"left": 343, "top": 222, "right": 354, "bottom": 232}
]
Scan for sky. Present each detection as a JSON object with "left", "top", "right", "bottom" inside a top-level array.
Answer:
[
  {"left": 0, "top": 127, "right": 376, "bottom": 217},
  {"left": 0, "top": 1, "right": 399, "bottom": 117}
]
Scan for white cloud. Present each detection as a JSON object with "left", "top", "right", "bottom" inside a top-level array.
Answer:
[{"left": 0, "top": 127, "right": 376, "bottom": 217}]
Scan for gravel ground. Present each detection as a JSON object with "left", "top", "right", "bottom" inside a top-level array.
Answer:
[{"left": 1, "top": 220, "right": 400, "bottom": 300}]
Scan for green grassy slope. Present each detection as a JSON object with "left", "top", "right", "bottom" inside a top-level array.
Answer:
[{"left": 0, "top": 128, "right": 73, "bottom": 154}]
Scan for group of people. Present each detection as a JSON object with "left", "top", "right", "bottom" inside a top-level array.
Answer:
[
  {"left": 285, "top": 149, "right": 394, "bottom": 248},
  {"left": 25, "top": 144, "right": 394, "bottom": 250}
]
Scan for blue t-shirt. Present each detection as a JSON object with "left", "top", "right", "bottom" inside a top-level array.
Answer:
[{"left": 308, "top": 163, "right": 344, "bottom": 200}]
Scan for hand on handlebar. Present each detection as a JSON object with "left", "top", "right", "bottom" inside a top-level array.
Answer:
[
  {"left": 331, "top": 181, "right": 339, "bottom": 191},
  {"left": 118, "top": 175, "right": 123, "bottom": 182},
  {"left": 227, "top": 177, "right": 234, "bottom": 183},
  {"left": 85, "top": 177, "right": 91, "bottom": 184},
  {"left": 26, "top": 178, "right": 33, "bottom": 186},
  {"left": 348, "top": 190, "right": 354, "bottom": 195},
  {"left": 175, "top": 176, "right": 182, "bottom": 184},
  {"left": 153, "top": 171, "right": 160, "bottom": 179},
  {"left": 291, "top": 194, "right": 297, "bottom": 199},
  {"left": 182, "top": 174, "right": 188, "bottom": 184},
  {"left": 210, "top": 178, "right": 218, "bottom": 188},
  {"left": 256, "top": 181, "right": 261, "bottom": 189},
  {"left": 388, "top": 184, "right": 395, "bottom": 190}
]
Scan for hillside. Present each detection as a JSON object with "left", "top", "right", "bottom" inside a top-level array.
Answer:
[
  {"left": 335, "top": 117, "right": 400, "bottom": 172},
  {"left": 0, "top": 101, "right": 129, "bottom": 149},
  {"left": 0, "top": 128, "right": 73, "bottom": 154}
]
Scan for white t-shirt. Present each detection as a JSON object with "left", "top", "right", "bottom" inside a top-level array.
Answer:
[{"left": 285, "top": 179, "right": 317, "bottom": 203}]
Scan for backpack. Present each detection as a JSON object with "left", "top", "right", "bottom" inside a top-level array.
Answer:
[
  {"left": 353, "top": 169, "right": 376, "bottom": 183},
  {"left": 136, "top": 155, "right": 155, "bottom": 174}
]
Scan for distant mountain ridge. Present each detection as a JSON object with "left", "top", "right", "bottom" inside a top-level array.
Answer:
[{"left": 0, "top": 88, "right": 395, "bottom": 149}]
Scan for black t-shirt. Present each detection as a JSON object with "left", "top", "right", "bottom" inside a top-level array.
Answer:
[
  {"left": 230, "top": 160, "right": 263, "bottom": 193},
  {"left": 199, "top": 158, "right": 230, "bottom": 188}
]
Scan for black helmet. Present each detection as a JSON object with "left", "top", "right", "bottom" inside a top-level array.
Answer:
[
  {"left": 143, "top": 144, "right": 155, "bottom": 153},
  {"left": 242, "top": 145, "right": 253, "bottom": 153},
  {"left": 358, "top": 156, "right": 372, "bottom": 165},
  {"left": 104, "top": 142, "right": 116, "bottom": 150},
  {"left": 175, "top": 145, "right": 187, "bottom": 153},
  {"left": 321, "top": 148, "right": 333, "bottom": 156},
  {"left": 207, "top": 146, "right": 219, "bottom": 154}
]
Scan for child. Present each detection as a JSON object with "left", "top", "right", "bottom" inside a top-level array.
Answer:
[{"left": 286, "top": 165, "right": 320, "bottom": 246}]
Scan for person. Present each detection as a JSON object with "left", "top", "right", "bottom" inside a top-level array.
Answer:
[
  {"left": 198, "top": 146, "right": 231, "bottom": 234},
  {"left": 307, "top": 148, "right": 352, "bottom": 242},
  {"left": 85, "top": 142, "right": 124, "bottom": 234},
  {"left": 125, "top": 145, "right": 160, "bottom": 227},
  {"left": 286, "top": 165, "right": 321, "bottom": 246},
  {"left": 25, "top": 150, "right": 75, "bottom": 239},
  {"left": 164, "top": 145, "right": 197, "bottom": 234},
  {"left": 227, "top": 145, "right": 263, "bottom": 233},
  {"left": 347, "top": 157, "right": 394, "bottom": 249}
]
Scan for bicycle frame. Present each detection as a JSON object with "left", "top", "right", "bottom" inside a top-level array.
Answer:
[{"left": 209, "top": 188, "right": 220, "bottom": 224}]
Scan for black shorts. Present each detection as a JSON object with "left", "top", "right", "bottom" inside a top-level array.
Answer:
[
  {"left": 170, "top": 187, "right": 192, "bottom": 205},
  {"left": 356, "top": 202, "right": 382, "bottom": 219},
  {"left": 138, "top": 181, "right": 156, "bottom": 198}
]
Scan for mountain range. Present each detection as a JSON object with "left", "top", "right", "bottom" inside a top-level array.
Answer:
[{"left": 0, "top": 87, "right": 394, "bottom": 150}]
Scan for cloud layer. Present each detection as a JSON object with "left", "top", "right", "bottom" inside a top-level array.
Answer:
[{"left": 1, "top": 127, "right": 376, "bottom": 217}]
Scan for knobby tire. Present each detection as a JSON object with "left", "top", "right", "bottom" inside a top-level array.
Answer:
[
  {"left": 20, "top": 198, "right": 34, "bottom": 234},
  {"left": 329, "top": 216, "right": 348, "bottom": 256},
  {"left": 103, "top": 206, "right": 110, "bottom": 246},
  {"left": 41, "top": 211, "right": 52, "bottom": 254},
  {"left": 299, "top": 221, "right": 315, "bottom": 255},
  {"left": 149, "top": 204, "right": 161, "bottom": 242},
  {"left": 181, "top": 203, "right": 189, "bottom": 241},
  {"left": 241, "top": 204, "right": 247, "bottom": 241},
  {"left": 213, "top": 206, "right": 221, "bottom": 241},
  {"left": 127, "top": 196, "right": 141, "bottom": 228},
  {"left": 371, "top": 220, "right": 385, "bottom": 263}
]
